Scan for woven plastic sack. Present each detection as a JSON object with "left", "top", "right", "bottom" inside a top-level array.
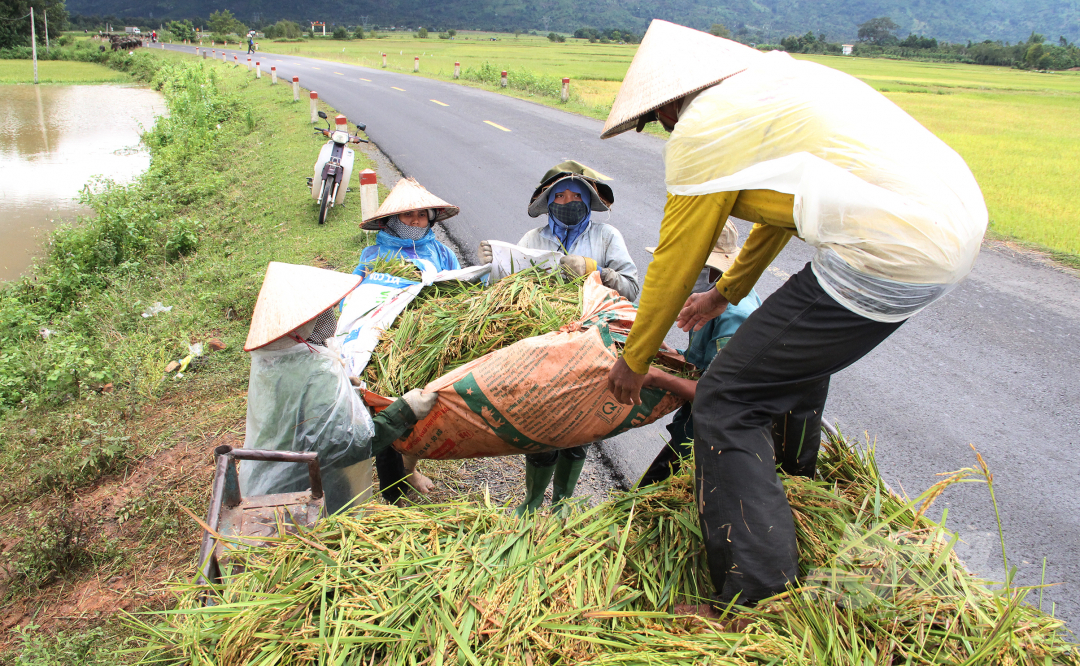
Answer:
[
  {"left": 665, "top": 51, "right": 987, "bottom": 321},
  {"left": 385, "top": 274, "right": 686, "bottom": 460}
]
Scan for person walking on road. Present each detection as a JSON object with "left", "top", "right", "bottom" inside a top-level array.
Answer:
[
  {"left": 247, "top": 35, "right": 256, "bottom": 54},
  {"left": 603, "top": 21, "right": 988, "bottom": 610},
  {"left": 478, "top": 161, "right": 639, "bottom": 514}
]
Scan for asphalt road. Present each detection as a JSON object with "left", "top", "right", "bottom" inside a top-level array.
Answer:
[{"left": 174, "top": 45, "right": 1080, "bottom": 628}]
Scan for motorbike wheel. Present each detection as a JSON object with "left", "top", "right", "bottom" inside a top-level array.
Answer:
[{"left": 318, "top": 178, "right": 334, "bottom": 225}]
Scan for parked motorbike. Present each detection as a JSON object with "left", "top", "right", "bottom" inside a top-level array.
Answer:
[{"left": 307, "top": 111, "right": 368, "bottom": 225}]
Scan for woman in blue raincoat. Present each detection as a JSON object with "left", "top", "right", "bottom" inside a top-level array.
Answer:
[
  {"left": 353, "top": 177, "right": 460, "bottom": 277},
  {"left": 353, "top": 177, "right": 462, "bottom": 504}
]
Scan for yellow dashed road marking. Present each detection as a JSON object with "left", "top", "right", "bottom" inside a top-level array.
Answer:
[
  {"left": 359, "top": 77, "right": 371, "bottom": 81},
  {"left": 484, "top": 120, "right": 511, "bottom": 132},
  {"left": 311, "top": 67, "right": 321, "bottom": 70},
  {"left": 430, "top": 99, "right": 449, "bottom": 106},
  {"left": 334, "top": 71, "right": 344, "bottom": 75},
  {"left": 391, "top": 86, "right": 406, "bottom": 91}
]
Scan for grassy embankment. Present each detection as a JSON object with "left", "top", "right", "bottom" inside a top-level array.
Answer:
[
  {"left": 0, "top": 60, "right": 130, "bottom": 83},
  {"left": 0, "top": 47, "right": 381, "bottom": 661},
  {"left": 253, "top": 34, "right": 1080, "bottom": 263}
]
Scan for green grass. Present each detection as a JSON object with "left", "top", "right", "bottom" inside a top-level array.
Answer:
[
  {"left": 254, "top": 31, "right": 637, "bottom": 81},
  {"left": 244, "top": 35, "right": 1080, "bottom": 259},
  {"left": 0, "top": 60, "right": 131, "bottom": 83}
]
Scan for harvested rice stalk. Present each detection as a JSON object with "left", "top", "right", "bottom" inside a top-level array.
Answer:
[
  {"left": 365, "top": 268, "right": 583, "bottom": 396},
  {"left": 363, "top": 255, "right": 423, "bottom": 281},
  {"left": 130, "top": 437, "right": 1080, "bottom": 665}
]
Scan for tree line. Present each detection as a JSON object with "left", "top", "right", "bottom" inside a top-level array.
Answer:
[{"left": 767, "top": 16, "right": 1080, "bottom": 71}]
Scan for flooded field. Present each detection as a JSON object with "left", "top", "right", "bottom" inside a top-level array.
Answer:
[{"left": 0, "top": 84, "right": 164, "bottom": 281}]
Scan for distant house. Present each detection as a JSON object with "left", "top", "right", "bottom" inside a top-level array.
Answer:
[{"left": 842, "top": 44, "right": 854, "bottom": 55}]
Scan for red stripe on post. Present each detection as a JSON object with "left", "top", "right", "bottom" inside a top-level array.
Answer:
[
  {"left": 563, "top": 77, "right": 570, "bottom": 83},
  {"left": 359, "top": 170, "right": 377, "bottom": 185},
  {"left": 292, "top": 76, "right": 298, "bottom": 82},
  {"left": 310, "top": 91, "right": 318, "bottom": 99}
]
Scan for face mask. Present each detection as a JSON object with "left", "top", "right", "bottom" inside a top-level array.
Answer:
[
  {"left": 548, "top": 200, "right": 589, "bottom": 226},
  {"left": 386, "top": 215, "right": 429, "bottom": 240}
]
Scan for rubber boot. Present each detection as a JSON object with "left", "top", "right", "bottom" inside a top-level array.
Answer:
[
  {"left": 550, "top": 456, "right": 586, "bottom": 505},
  {"left": 514, "top": 461, "right": 555, "bottom": 516}
]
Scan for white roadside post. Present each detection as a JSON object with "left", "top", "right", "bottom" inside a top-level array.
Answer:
[
  {"left": 234, "top": 54, "right": 238, "bottom": 66},
  {"left": 501, "top": 70, "right": 508, "bottom": 88},
  {"left": 335, "top": 114, "right": 348, "bottom": 132},
  {"left": 255, "top": 61, "right": 261, "bottom": 78},
  {"left": 202, "top": 49, "right": 207, "bottom": 59},
  {"left": 381, "top": 52, "right": 387, "bottom": 68},
  {"left": 310, "top": 91, "right": 319, "bottom": 123},
  {"left": 561, "top": 77, "right": 569, "bottom": 102},
  {"left": 359, "top": 170, "right": 378, "bottom": 221},
  {"left": 271, "top": 66, "right": 277, "bottom": 84},
  {"left": 246, "top": 57, "right": 252, "bottom": 71},
  {"left": 292, "top": 76, "right": 300, "bottom": 101},
  {"left": 414, "top": 56, "right": 419, "bottom": 72},
  {"left": 453, "top": 61, "right": 460, "bottom": 79},
  {"left": 30, "top": 8, "right": 37, "bottom": 84}
]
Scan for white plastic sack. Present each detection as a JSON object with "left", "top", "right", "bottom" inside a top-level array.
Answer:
[
  {"left": 487, "top": 240, "right": 563, "bottom": 282},
  {"left": 239, "top": 342, "right": 376, "bottom": 510},
  {"left": 665, "top": 52, "right": 987, "bottom": 321}
]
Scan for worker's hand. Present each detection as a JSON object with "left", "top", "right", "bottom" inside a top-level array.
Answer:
[
  {"left": 560, "top": 255, "right": 598, "bottom": 278},
  {"left": 402, "top": 389, "right": 438, "bottom": 420},
  {"left": 608, "top": 357, "right": 648, "bottom": 406},
  {"left": 599, "top": 267, "right": 620, "bottom": 290},
  {"left": 677, "top": 289, "right": 729, "bottom": 333},
  {"left": 478, "top": 240, "right": 493, "bottom": 264}
]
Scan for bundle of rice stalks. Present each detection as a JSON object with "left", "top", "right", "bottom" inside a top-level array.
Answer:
[
  {"left": 130, "top": 436, "right": 1079, "bottom": 665},
  {"left": 364, "top": 255, "right": 423, "bottom": 282},
  {"left": 365, "top": 267, "right": 583, "bottom": 396}
]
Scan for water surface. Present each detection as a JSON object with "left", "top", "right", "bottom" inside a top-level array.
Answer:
[{"left": 0, "top": 84, "right": 164, "bottom": 281}]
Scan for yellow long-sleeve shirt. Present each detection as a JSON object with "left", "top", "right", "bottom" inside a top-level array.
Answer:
[{"left": 622, "top": 189, "right": 796, "bottom": 374}]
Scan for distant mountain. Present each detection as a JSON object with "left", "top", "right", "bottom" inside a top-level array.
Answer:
[{"left": 66, "top": 0, "right": 1080, "bottom": 44}]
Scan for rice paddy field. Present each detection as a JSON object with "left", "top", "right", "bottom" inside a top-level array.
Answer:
[
  {"left": 0, "top": 59, "right": 132, "bottom": 83},
  {"left": 251, "top": 33, "right": 1080, "bottom": 259}
]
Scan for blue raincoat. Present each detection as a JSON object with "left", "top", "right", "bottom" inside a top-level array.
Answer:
[
  {"left": 352, "top": 228, "right": 461, "bottom": 277},
  {"left": 683, "top": 288, "right": 762, "bottom": 371}
]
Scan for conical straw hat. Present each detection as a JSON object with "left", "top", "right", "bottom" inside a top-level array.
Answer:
[
  {"left": 361, "top": 177, "right": 461, "bottom": 231},
  {"left": 244, "top": 262, "right": 362, "bottom": 351},
  {"left": 645, "top": 220, "right": 742, "bottom": 273},
  {"left": 601, "top": 20, "right": 763, "bottom": 140}
]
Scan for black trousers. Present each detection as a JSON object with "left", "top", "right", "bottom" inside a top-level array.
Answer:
[
  {"left": 693, "top": 262, "right": 903, "bottom": 606},
  {"left": 375, "top": 447, "right": 408, "bottom": 504},
  {"left": 638, "top": 402, "right": 695, "bottom": 487}
]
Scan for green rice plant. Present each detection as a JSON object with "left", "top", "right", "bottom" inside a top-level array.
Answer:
[
  {"left": 126, "top": 437, "right": 1080, "bottom": 665},
  {"left": 364, "top": 255, "right": 423, "bottom": 281}
]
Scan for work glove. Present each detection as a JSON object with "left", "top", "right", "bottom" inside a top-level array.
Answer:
[
  {"left": 402, "top": 388, "right": 438, "bottom": 420},
  {"left": 560, "top": 255, "right": 598, "bottom": 278},
  {"left": 600, "top": 268, "right": 621, "bottom": 291},
  {"left": 478, "top": 240, "right": 493, "bottom": 264}
]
